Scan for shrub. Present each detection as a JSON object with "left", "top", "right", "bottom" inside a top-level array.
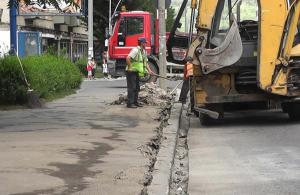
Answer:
[
  {"left": 0, "top": 56, "right": 27, "bottom": 104},
  {"left": 0, "top": 55, "right": 82, "bottom": 105},
  {"left": 75, "top": 57, "right": 88, "bottom": 76}
]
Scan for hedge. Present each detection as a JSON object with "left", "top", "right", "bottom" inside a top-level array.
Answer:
[
  {"left": 0, "top": 55, "right": 82, "bottom": 105},
  {"left": 75, "top": 57, "right": 88, "bottom": 76}
]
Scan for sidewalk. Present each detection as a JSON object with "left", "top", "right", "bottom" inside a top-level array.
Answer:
[{"left": 0, "top": 80, "right": 161, "bottom": 195}]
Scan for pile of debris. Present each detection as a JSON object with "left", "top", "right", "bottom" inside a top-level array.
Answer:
[{"left": 111, "top": 83, "right": 173, "bottom": 106}]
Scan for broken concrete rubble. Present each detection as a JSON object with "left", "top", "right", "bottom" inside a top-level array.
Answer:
[{"left": 111, "top": 83, "right": 173, "bottom": 106}]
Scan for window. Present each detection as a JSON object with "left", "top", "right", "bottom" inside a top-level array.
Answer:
[
  {"left": 118, "top": 18, "right": 125, "bottom": 34},
  {"left": 151, "top": 16, "right": 155, "bottom": 45},
  {"left": 218, "top": 0, "right": 230, "bottom": 32},
  {"left": 126, "top": 17, "right": 144, "bottom": 36},
  {"left": 210, "top": 0, "right": 232, "bottom": 47},
  {"left": 211, "top": 0, "right": 231, "bottom": 37},
  {"left": 238, "top": 0, "right": 258, "bottom": 21}
]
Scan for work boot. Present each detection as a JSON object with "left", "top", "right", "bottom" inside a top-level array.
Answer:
[
  {"left": 134, "top": 102, "right": 143, "bottom": 107},
  {"left": 127, "top": 104, "right": 138, "bottom": 108},
  {"left": 175, "top": 100, "right": 186, "bottom": 104}
]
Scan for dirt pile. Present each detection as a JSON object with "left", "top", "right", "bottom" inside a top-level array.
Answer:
[{"left": 111, "top": 83, "right": 173, "bottom": 106}]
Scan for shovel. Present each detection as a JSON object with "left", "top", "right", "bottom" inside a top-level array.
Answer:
[
  {"left": 151, "top": 73, "right": 183, "bottom": 94},
  {"left": 170, "top": 80, "right": 184, "bottom": 94},
  {"left": 150, "top": 72, "right": 184, "bottom": 94},
  {"left": 150, "top": 72, "right": 173, "bottom": 81},
  {"left": 15, "top": 49, "right": 42, "bottom": 108}
]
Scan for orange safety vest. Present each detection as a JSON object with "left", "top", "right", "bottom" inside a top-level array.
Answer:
[{"left": 184, "top": 62, "right": 193, "bottom": 79}]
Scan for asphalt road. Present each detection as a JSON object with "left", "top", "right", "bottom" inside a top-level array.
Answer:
[
  {"left": 188, "top": 110, "right": 300, "bottom": 195},
  {"left": 0, "top": 78, "right": 163, "bottom": 195}
]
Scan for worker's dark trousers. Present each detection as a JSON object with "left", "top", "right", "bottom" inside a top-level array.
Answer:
[
  {"left": 126, "top": 71, "right": 140, "bottom": 106},
  {"left": 179, "top": 78, "right": 190, "bottom": 104}
]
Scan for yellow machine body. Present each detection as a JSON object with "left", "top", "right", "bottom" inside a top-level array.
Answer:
[{"left": 187, "top": 0, "right": 300, "bottom": 122}]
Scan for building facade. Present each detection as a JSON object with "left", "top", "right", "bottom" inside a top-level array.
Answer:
[{"left": 0, "top": 1, "right": 88, "bottom": 61}]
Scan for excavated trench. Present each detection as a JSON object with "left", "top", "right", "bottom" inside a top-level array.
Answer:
[
  {"left": 111, "top": 83, "right": 176, "bottom": 194},
  {"left": 111, "top": 83, "right": 190, "bottom": 194},
  {"left": 169, "top": 105, "right": 190, "bottom": 195},
  {"left": 139, "top": 102, "right": 173, "bottom": 195},
  {"left": 139, "top": 103, "right": 190, "bottom": 195}
]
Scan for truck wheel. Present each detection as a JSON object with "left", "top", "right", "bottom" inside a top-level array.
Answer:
[
  {"left": 140, "top": 61, "right": 158, "bottom": 83},
  {"left": 283, "top": 102, "right": 300, "bottom": 121}
]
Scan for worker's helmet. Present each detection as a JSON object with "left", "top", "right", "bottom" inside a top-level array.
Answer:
[{"left": 138, "top": 37, "right": 147, "bottom": 44}]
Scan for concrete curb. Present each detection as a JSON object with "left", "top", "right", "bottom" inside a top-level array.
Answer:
[{"left": 147, "top": 102, "right": 182, "bottom": 195}]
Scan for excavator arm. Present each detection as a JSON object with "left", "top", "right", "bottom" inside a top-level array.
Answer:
[
  {"left": 166, "top": 0, "right": 189, "bottom": 64},
  {"left": 262, "top": 0, "right": 300, "bottom": 96},
  {"left": 168, "top": 0, "right": 300, "bottom": 97},
  {"left": 167, "top": 0, "right": 300, "bottom": 123},
  {"left": 188, "top": 0, "right": 243, "bottom": 74},
  {"left": 188, "top": 0, "right": 300, "bottom": 96}
]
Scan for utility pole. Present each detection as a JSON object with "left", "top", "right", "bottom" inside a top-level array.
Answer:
[
  {"left": 158, "top": 0, "right": 167, "bottom": 90},
  {"left": 109, "top": 0, "right": 112, "bottom": 35},
  {"left": 10, "top": 0, "right": 17, "bottom": 54},
  {"left": 70, "top": 32, "right": 74, "bottom": 61},
  {"left": 88, "top": 0, "right": 93, "bottom": 60}
]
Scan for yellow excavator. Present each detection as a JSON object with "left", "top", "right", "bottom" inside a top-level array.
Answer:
[{"left": 167, "top": 0, "right": 300, "bottom": 125}]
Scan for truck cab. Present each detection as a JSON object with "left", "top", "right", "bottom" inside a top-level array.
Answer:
[{"left": 108, "top": 11, "right": 158, "bottom": 79}]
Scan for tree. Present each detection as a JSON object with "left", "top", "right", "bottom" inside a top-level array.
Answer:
[
  {"left": 166, "top": 7, "right": 176, "bottom": 32},
  {"left": 8, "top": 0, "right": 78, "bottom": 10},
  {"left": 125, "top": 0, "right": 156, "bottom": 14}
]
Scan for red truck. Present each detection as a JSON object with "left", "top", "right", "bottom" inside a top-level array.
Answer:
[{"left": 107, "top": 11, "right": 184, "bottom": 82}]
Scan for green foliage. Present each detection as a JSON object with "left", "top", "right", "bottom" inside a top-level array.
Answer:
[
  {"left": 46, "top": 45, "right": 58, "bottom": 56},
  {"left": 0, "top": 56, "right": 27, "bottom": 104},
  {"left": 0, "top": 55, "right": 82, "bottom": 105},
  {"left": 60, "top": 48, "right": 67, "bottom": 57},
  {"left": 125, "top": 0, "right": 156, "bottom": 14},
  {"left": 46, "top": 45, "right": 68, "bottom": 58},
  {"left": 8, "top": 0, "right": 79, "bottom": 11},
  {"left": 75, "top": 57, "right": 88, "bottom": 76},
  {"left": 239, "top": 0, "right": 258, "bottom": 21},
  {"left": 166, "top": 7, "right": 176, "bottom": 32}
]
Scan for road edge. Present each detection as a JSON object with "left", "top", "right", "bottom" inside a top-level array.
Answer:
[{"left": 147, "top": 102, "right": 182, "bottom": 195}]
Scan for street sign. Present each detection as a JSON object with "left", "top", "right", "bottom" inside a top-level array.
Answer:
[
  {"left": 155, "top": 0, "right": 171, "bottom": 9},
  {"left": 18, "top": 32, "right": 41, "bottom": 57}
]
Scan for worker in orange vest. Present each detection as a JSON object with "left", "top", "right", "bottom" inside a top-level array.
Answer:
[{"left": 179, "top": 57, "right": 193, "bottom": 104}]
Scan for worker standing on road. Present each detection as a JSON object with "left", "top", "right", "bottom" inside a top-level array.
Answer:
[
  {"left": 102, "top": 51, "right": 109, "bottom": 79},
  {"left": 126, "top": 37, "right": 151, "bottom": 108},
  {"left": 86, "top": 58, "right": 94, "bottom": 80},
  {"left": 179, "top": 57, "right": 194, "bottom": 104},
  {"left": 91, "top": 57, "right": 97, "bottom": 79}
]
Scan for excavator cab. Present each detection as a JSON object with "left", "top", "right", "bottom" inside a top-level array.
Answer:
[{"left": 168, "top": 0, "right": 300, "bottom": 125}]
